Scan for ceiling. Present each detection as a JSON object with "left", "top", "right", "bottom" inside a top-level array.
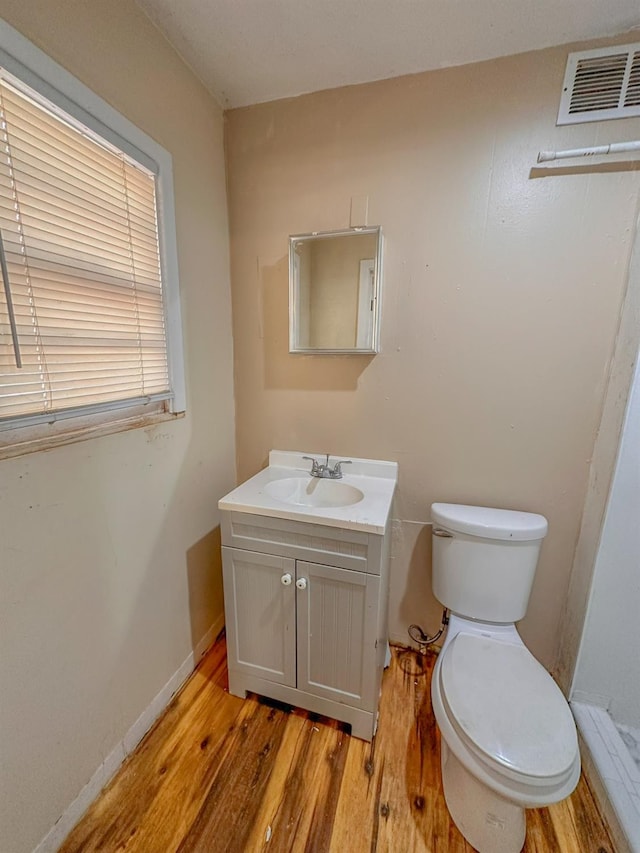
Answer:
[{"left": 136, "top": 0, "right": 640, "bottom": 108}]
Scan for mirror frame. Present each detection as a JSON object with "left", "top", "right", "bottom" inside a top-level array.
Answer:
[{"left": 288, "top": 226, "right": 383, "bottom": 354}]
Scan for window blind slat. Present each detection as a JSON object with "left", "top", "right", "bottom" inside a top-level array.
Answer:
[
  {"left": 48, "top": 364, "right": 169, "bottom": 381},
  {"left": 5, "top": 126, "right": 141, "bottom": 202},
  {"left": 0, "top": 169, "right": 159, "bottom": 236},
  {"left": 8, "top": 368, "right": 167, "bottom": 383},
  {"left": 11, "top": 295, "right": 165, "bottom": 324},
  {"left": 5, "top": 146, "right": 158, "bottom": 219},
  {"left": 28, "top": 332, "right": 166, "bottom": 345},
  {"left": 9, "top": 304, "right": 165, "bottom": 330},
  {"left": 5, "top": 260, "right": 163, "bottom": 296},
  {"left": 0, "top": 230, "right": 162, "bottom": 280},
  {"left": 0, "top": 384, "right": 167, "bottom": 414},
  {"left": 42, "top": 377, "right": 166, "bottom": 395},
  {"left": 1, "top": 247, "right": 162, "bottom": 292},
  {"left": 0, "top": 87, "right": 157, "bottom": 197},
  {"left": 1, "top": 364, "right": 166, "bottom": 382},
  {"left": 10, "top": 294, "right": 165, "bottom": 324},
  {"left": 6, "top": 231, "right": 161, "bottom": 282},
  {"left": 0, "top": 85, "right": 141, "bottom": 175},
  {"left": 1, "top": 204, "right": 158, "bottom": 259},
  {"left": 0, "top": 74, "right": 169, "bottom": 423},
  {"left": 2, "top": 346, "right": 167, "bottom": 357},
  {"left": 11, "top": 317, "right": 165, "bottom": 338}
]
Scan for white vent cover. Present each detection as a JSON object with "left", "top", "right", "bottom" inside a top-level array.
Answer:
[{"left": 558, "top": 44, "right": 640, "bottom": 125}]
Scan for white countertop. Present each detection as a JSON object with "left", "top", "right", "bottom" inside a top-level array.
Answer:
[{"left": 218, "top": 450, "right": 398, "bottom": 534}]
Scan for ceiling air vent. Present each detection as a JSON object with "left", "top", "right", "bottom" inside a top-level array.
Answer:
[{"left": 558, "top": 44, "right": 640, "bottom": 125}]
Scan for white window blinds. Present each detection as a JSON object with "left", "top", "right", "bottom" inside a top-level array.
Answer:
[{"left": 0, "top": 74, "right": 170, "bottom": 427}]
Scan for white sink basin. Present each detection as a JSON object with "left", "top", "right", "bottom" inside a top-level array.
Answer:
[
  {"left": 265, "top": 476, "right": 364, "bottom": 508},
  {"left": 218, "top": 451, "right": 398, "bottom": 533}
]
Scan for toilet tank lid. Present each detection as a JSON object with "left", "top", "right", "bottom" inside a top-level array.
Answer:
[{"left": 431, "top": 503, "right": 548, "bottom": 541}]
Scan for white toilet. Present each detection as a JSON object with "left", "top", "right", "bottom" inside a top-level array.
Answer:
[{"left": 429, "top": 503, "right": 580, "bottom": 853}]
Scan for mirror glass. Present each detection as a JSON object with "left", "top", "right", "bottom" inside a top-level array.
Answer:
[{"left": 289, "top": 227, "right": 382, "bottom": 353}]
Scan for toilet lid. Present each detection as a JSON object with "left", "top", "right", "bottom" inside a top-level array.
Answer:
[{"left": 440, "top": 633, "right": 577, "bottom": 779}]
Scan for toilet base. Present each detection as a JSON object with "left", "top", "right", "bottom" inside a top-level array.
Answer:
[{"left": 441, "top": 742, "right": 526, "bottom": 853}]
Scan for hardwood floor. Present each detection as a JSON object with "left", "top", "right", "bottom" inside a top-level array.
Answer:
[{"left": 60, "top": 635, "right": 614, "bottom": 852}]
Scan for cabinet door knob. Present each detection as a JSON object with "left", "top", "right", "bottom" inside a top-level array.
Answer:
[
  {"left": 295, "top": 577, "right": 307, "bottom": 590},
  {"left": 281, "top": 573, "right": 292, "bottom": 586}
]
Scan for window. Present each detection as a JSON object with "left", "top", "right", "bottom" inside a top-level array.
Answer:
[{"left": 0, "top": 20, "right": 184, "bottom": 455}]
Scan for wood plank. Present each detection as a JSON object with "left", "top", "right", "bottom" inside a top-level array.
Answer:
[
  {"left": 241, "top": 711, "right": 349, "bottom": 853},
  {"left": 177, "top": 697, "right": 291, "bottom": 853},
  {"left": 367, "top": 646, "right": 426, "bottom": 853},
  {"left": 59, "top": 638, "right": 615, "bottom": 853},
  {"left": 328, "top": 730, "right": 380, "bottom": 852},
  {"left": 538, "top": 773, "right": 615, "bottom": 853},
  {"left": 372, "top": 648, "right": 473, "bottom": 853},
  {"left": 330, "top": 646, "right": 473, "bottom": 853}
]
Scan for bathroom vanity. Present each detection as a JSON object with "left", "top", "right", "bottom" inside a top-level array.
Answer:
[{"left": 218, "top": 450, "right": 397, "bottom": 740}]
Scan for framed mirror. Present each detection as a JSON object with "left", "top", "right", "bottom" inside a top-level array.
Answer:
[{"left": 289, "top": 226, "right": 383, "bottom": 354}]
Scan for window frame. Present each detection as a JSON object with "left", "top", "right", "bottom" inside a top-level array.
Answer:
[{"left": 0, "top": 18, "right": 186, "bottom": 454}]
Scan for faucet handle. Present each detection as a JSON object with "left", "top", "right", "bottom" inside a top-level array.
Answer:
[
  {"left": 302, "top": 455, "right": 321, "bottom": 475},
  {"left": 332, "top": 460, "right": 352, "bottom": 478}
]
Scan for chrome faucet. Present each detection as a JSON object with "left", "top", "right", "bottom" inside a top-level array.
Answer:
[{"left": 302, "top": 454, "right": 352, "bottom": 479}]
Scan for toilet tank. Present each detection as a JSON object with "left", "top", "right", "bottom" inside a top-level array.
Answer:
[{"left": 431, "top": 503, "right": 548, "bottom": 623}]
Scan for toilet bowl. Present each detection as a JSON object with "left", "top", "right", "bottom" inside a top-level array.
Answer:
[{"left": 429, "top": 503, "right": 580, "bottom": 853}]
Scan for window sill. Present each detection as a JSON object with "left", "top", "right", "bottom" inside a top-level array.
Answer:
[{"left": 0, "top": 407, "right": 185, "bottom": 462}]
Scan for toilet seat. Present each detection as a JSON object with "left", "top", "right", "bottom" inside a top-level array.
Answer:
[{"left": 439, "top": 632, "right": 578, "bottom": 786}]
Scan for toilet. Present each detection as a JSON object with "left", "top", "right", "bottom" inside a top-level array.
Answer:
[{"left": 429, "top": 503, "right": 580, "bottom": 853}]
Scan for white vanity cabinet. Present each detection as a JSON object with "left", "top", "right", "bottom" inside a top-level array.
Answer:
[{"left": 220, "top": 511, "right": 391, "bottom": 740}]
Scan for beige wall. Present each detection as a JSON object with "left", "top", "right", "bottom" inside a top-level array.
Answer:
[
  {"left": 226, "top": 36, "right": 640, "bottom": 671},
  {"left": 0, "top": 3, "right": 235, "bottom": 852}
]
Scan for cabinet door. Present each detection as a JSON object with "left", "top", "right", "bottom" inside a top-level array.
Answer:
[
  {"left": 222, "top": 547, "right": 296, "bottom": 686},
  {"left": 296, "top": 560, "right": 379, "bottom": 710}
]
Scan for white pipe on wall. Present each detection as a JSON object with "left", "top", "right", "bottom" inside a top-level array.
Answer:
[{"left": 537, "top": 140, "right": 640, "bottom": 163}]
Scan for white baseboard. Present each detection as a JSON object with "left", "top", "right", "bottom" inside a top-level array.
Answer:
[
  {"left": 33, "top": 614, "right": 225, "bottom": 853},
  {"left": 572, "top": 701, "right": 640, "bottom": 853},
  {"left": 571, "top": 688, "right": 611, "bottom": 709}
]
